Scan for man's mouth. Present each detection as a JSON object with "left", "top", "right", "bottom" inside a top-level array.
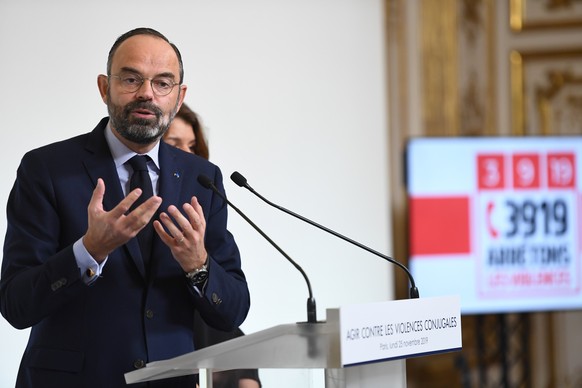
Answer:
[{"left": 131, "top": 109, "right": 156, "bottom": 119}]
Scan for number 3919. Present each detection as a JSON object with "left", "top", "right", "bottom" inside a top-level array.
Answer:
[{"left": 505, "top": 199, "right": 567, "bottom": 238}]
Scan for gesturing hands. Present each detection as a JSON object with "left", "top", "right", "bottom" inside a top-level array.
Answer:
[
  {"left": 153, "top": 196, "right": 208, "bottom": 272},
  {"left": 83, "top": 178, "right": 162, "bottom": 262},
  {"left": 83, "top": 179, "right": 207, "bottom": 269}
]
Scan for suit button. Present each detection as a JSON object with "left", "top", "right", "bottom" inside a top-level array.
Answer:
[
  {"left": 211, "top": 293, "right": 222, "bottom": 305},
  {"left": 50, "top": 278, "right": 68, "bottom": 291},
  {"left": 133, "top": 359, "right": 145, "bottom": 369},
  {"left": 145, "top": 309, "right": 154, "bottom": 319}
]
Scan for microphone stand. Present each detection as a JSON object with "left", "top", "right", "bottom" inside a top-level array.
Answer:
[
  {"left": 197, "top": 175, "right": 318, "bottom": 323},
  {"left": 230, "top": 171, "right": 420, "bottom": 299}
]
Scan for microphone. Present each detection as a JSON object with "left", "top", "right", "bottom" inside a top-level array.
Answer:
[
  {"left": 197, "top": 174, "right": 318, "bottom": 323},
  {"left": 230, "top": 171, "right": 420, "bottom": 299}
]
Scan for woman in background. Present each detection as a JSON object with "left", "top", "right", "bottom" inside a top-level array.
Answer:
[
  {"left": 163, "top": 103, "right": 209, "bottom": 159},
  {"left": 164, "top": 103, "right": 261, "bottom": 388}
]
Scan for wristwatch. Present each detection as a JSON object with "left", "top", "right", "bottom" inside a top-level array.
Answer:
[{"left": 185, "top": 262, "right": 209, "bottom": 285}]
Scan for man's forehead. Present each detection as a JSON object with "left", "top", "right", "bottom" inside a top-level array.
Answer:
[{"left": 111, "top": 35, "right": 179, "bottom": 74}]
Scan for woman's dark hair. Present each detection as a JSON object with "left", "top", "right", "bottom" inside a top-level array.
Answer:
[{"left": 176, "top": 104, "right": 209, "bottom": 160}]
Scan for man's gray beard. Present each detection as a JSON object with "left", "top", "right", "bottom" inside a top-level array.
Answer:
[
  {"left": 107, "top": 96, "right": 180, "bottom": 145},
  {"left": 113, "top": 117, "right": 168, "bottom": 145}
]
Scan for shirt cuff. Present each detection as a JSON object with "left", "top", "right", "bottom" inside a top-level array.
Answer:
[{"left": 73, "top": 238, "right": 108, "bottom": 285}]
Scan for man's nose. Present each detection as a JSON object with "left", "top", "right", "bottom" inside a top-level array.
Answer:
[{"left": 135, "top": 79, "right": 155, "bottom": 100}]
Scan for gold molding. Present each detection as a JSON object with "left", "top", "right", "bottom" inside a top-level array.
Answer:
[
  {"left": 510, "top": 0, "right": 582, "bottom": 31},
  {"left": 421, "top": 0, "right": 459, "bottom": 135},
  {"left": 510, "top": 50, "right": 525, "bottom": 135},
  {"left": 537, "top": 69, "right": 582, "bottom": 135},
  {"left": 510, "top": 48, "right": 582, "bottom": 135},
  {"left": 459, "top": 0, "right": 497, "bottom": 136},
  {"left": 485, "top": 0, "right": 497, "bottom": 135},
  {"left": 510, "top": 0, "right": 525, "bottom": 31}
]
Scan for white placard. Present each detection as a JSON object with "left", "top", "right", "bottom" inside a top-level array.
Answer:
[{"left": 339, "top": 296, "right": 462, "bottom": 366}]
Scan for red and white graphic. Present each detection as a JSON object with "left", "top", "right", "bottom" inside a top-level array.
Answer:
[
  {"left": 513, "top": 153, "right": 540, "bottom": 189},
  {"left": 407, "top": 138, "right": 582, "bottom": 314},
  {"left": 409, "top": 197, "right": 470, "bottom": 256},
  {"left": 547, "top": 153, "right": 575, "bottom": 189},
  {"left": 476, "top": 150, "right": 578, "bottom": 297},
  {"left": 477, "top": 154, "right": 505, "bottom": 190},
  {"left": 485, "top": 201, "right": 498, "bottom": 239}
]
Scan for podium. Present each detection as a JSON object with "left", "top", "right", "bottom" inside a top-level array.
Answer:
[{"left": 125, "top": 296, "right": 462, "bottom": 388}]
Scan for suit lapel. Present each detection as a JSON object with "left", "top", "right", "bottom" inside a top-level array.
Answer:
[
  {"left": 150, "top": 143, "right": 185, "bottom": 273},
  {"left": 158, "top": 142, "right": 184, "bottom": 213}
]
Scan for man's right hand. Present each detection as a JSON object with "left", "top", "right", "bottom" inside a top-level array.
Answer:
[{"left": 83, "top": 178, "right": 162, "bottom": 262}]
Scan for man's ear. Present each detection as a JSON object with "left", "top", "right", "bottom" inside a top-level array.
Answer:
[
  {"left": 97, "top": 74, "right": 109, "bottom": 103},
  {"left": 176, "top": 85, "right": 187, "bottom": 111}
]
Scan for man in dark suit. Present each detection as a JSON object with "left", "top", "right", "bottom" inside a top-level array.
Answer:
[{"left": 0, "top": 28, "right": 250, "bottom": 388}]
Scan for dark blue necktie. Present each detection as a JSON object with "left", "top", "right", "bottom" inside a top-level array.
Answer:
[{"left": 127, "top": 155, "right": 154, "bottom": 266}]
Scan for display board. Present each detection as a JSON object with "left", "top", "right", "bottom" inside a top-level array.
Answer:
[{"left": 406, "top": 137, "right": 582, "bottom": 314}]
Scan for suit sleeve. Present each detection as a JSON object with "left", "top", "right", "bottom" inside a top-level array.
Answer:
[
  {"left": 0, "top": 151, "right": 85, "bottom": 329},
  {"left": 190, "top": 165, "right": 251, "bottom": 331}
]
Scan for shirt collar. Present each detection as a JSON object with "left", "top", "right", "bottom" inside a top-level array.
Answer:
[{"left": 104, "top": 119, "right": 161, "bottom": 170}]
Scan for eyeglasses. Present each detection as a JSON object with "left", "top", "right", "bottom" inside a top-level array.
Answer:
[{"left": 109, "top": 73, "right": 180, "bottom": 96}]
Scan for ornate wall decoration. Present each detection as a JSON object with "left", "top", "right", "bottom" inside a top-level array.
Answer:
[
  {"left": 510, "top": 49, "right": 582, "bottom": 135},
  {"left": 420, "top": 0, "right": 495, "bottom": 136},
  {"left": 459, "top": 0, "right": 496, "bottom": 136},
  {"left": 421, "top": 0, "right": 459, "bottom": 136},
  {"left": 510, "top": 0, "right": 582, "bottom": 31},
  {"left": 537, "top": 70, "right": 582, "bottom": 134}
]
